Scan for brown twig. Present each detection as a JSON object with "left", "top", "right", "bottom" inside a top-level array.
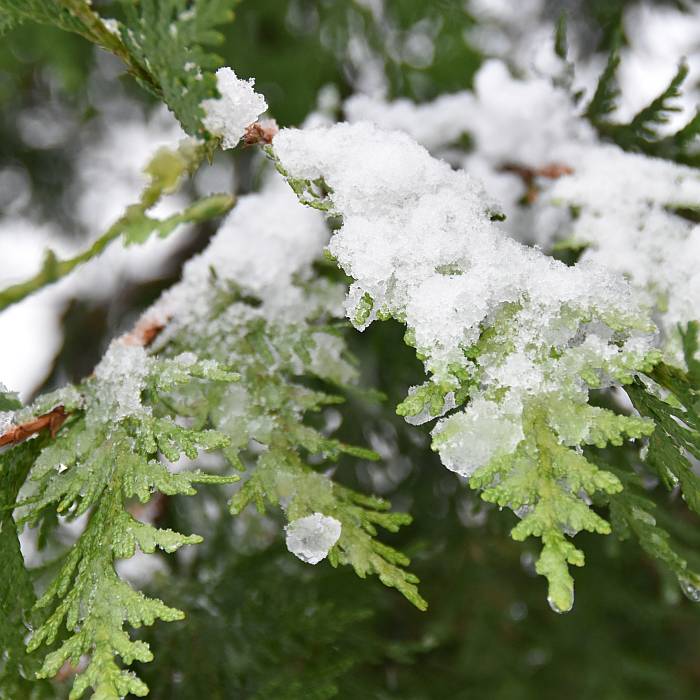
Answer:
[
  {"left": 120, "top": 313, "right": 169, "bottom": 348},
  {"left": 500, "top": 162, "right": 574, "bottom": 204},
  {"left": 0, "top": 292, "right": 173, "bottom": 449},
  {"left": 243, "top": 119, "right": 279, "bottom": 146},
  {"left": 0, "top": 406, "right": 68, "bottom": 448}
]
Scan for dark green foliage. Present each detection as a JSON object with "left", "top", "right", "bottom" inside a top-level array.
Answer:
[
  {"left": 136, "top": 545, "right": 378, "bottom": 700},
  {"left": 584, "top": 36, "right": 622, "bottom": 126},
  {"left": 0, "top": 437, "right": 53, "bottom": 699},
  {"left": 119, "top": 0, "right": 237, "bottom": 134},
  {"left": 586, "top": 45, "right": 700, "bottom": 167},
  {"left": 627, "top": 323, "right": 700, "bottom": 514},
  {"left": 0, "top": 1, "right": 90, "bottom": 38},
  {"left": 0, "top": 388, "right": 20, "bottom": 410},
  {"left": 606, "top": 459, "right": 700, "bottom": 596}
]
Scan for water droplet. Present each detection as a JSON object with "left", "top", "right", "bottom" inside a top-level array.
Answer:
[
  {"left": 547, "top": 593, "right": 573, "bottom": 614},
  {"left": 520, "top": 551, "right": 537, "bottom": 576},
  {"left": 678, "top": 576, "right": 700, "bottom": 603},
  {"left": 509, "top": 601, "right": 528, "bottom": 622}
]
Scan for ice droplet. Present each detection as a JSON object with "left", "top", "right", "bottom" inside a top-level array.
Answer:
[
  {"left": 678, "top": 576, "right": 700, "bottom": 603},
  {"left": 285, "top": 512, "right": 342, "bottom": 565}
]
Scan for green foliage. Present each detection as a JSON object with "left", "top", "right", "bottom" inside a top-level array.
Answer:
[
  {"left": 606, "top": 459, "right": 700, "bottom": 599},
  {"left": 0, "top": 1, "right": 236, "bottom": 136},
  {"left": 627, "top": 323, "right": 700, "bottom": 515},
  {"left": 134, "top": 540, "right": 378, "bottom": 700},
  {"left": 7, "top": 353, "right": 239, "bottom": 699},
  {"left": 0, "top": 1, "right": 89, "bottom": 38},
  {"left": 164, "top": 276, "right": 426, "bottom": 610},
  {"left": 452, "top": 398, "right": 653, "bottom": 613},
  {"left": 584, "top": 36, "right": 622, "bottom": 126},
  {"left": 2, "top": 2, "right": 700, "bottom": 697},
  {"left": 586, "top": 45, "right": 700, "bottom": 167},
  {"left": 119, "top": 0, "right": 237, "bottom": 135},
  {"left": 0, "top": 138, "right": 230, "bottom": 312},
  {"left": 271, "top": 136, "right": 666, "bottom": 616},
  {"left": 0, "top": 436, "right": 53, "bottom": 699},
  {"left": 0, "top": 388, "right": 20, "bottom": 411},
  {"left": 231, "top": 446, "right": 425, "bottom": 610}
]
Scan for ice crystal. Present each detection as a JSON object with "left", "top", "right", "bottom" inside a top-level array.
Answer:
[
  {"left": 92, "top": 340, "right": 150, "bottom": 422},
  {"left": 285, "top": 513, "right": 342, "bottom": 565}
]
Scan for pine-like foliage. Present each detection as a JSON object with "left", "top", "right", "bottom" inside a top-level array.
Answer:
[
  {"left": 119, "top": 0, "right": 237, "bottom": 135},
  {"left": 586, "top": 42, "right": 700, "bottom": 167},
  {"left": 1, "top": 1, "right": 700, "bottom": 698},
  {"left": 12, "top": 350, "right": 238, "bottom": 698},
  {"left": 627, "top": 323, "right": 700, "bottom": 525},
  {"left": 270, "top": 123, "right": 663, "bottom": 612}
]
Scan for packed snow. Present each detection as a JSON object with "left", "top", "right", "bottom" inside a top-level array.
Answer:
[{"left": 201, "top": 67, "right": 268, "bottom": 149}]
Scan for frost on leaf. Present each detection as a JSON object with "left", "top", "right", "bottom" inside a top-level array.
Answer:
[
  {"left": 201, "top": 67, "right": 268, "bottom": 149},
  {"left": 273, "top": 121, "right": 659, "bottom": 610},
  {"left": 92, "top": 341, "right": 150, "bottom": 423},
  {"left": 286, "top": 512, "right": 342, "bottom": 564}
]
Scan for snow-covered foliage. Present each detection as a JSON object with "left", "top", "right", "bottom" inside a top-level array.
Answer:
[
  {"left": 272, "top": 121, "right": 659, "bottom": 612},
  {"left": 1, "top": 1, "right": 699, "bottom": 698},
  {"left": 202, "top": 67, "right": 268, "bottom": 149},
  {"left": 344, "top": 53, "right": 700, "bottom": 359}
]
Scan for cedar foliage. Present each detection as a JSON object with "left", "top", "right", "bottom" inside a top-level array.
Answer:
[{"left": 0, "top": 2, "right": 699, "bottom": 698}]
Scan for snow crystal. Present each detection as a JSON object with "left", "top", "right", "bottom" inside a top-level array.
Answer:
[
  {"left": 0, "top": 413, "right": 12, "bottom": 436},
  {"left": 92, "top": 341, "right": 150, "bottom": 422},
  {"left": 0, "top": 383, "right": 17, "bottom": 433},
  {"left": 285, "top": 512, "right": 342, "bottom": 565},
  {"left": 201, "top": 67, "right": 268, "bottom": 150},
  {"left": 273, "top": 121, "right": 655, "bottom": 472}
]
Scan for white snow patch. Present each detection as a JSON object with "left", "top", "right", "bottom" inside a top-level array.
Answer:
[{"left": 201, "top": 67, "right": 268, "bottom": 150}]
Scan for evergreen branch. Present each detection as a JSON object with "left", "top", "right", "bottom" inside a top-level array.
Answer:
[
  {"left": 627, "top": 322, "right": 700, "bottom": 514},
  {"left": 2, "top": 174, "right": 425, "bottom": 693},
  {"left": 606, "top": 460, "right": 700, "bottom": 600},
  {"left": 461, "top": 399, "right": 652, "bottom": 612},
  {"left": 56, "top": 0, "right": 162, "bottom": 95},
  {"left": 584, "top": 38, "right": 621, "bottom": 126},
  {"left": 273, "top": 122, "right": 660, "bottom": 612},
  {"left": 0, "top": 437, "right": 53, "bottom": 698},
  {"left": 1, "top": 1, "right": 238, "bottom": 136},
  {"left": 0, "top": 1, "right": 160, "bottom": 94},
  {"left": 627, "top": 59, "right": 687, "bottom": 138},
  {"left": 230, "top": 446, "right": 427, "bottom": 611},
  {"left": 0, "top": 139, "right": 230, "bottom": 312},
  {"left": 119, "top": 0, "right": 238, "bottom": 135},
  {"left": 10, "top": 349, "right": 240, "bottom": 698},
  {"left": 587, "top": 48, "right": 700, "bottom": 167}
]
